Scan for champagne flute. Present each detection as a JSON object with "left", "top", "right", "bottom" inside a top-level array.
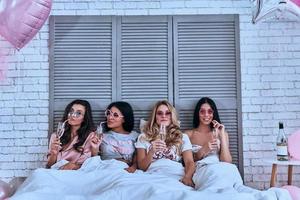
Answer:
[
  {"left": 211, "top": 127, "right": 219, "bottom": 154},
  {"left": 159, "top": 124, "right": 166, "bottom": 141},
  {"left": 153, "top": 124, "right": 166, "bottom": 159},
  {"left": 56, "top": 122, "right": 64, "bottom": 139},
  {"left": 56, "top": 120, "right": 68, "bottom": 139},
  {"left": 212, "top": 128, "right": 218, "bottom": 139},
  {"left": 96, "top": 121, "right": 106, "bottom": 140}
]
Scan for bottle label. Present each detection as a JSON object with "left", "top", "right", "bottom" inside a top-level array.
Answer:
[{"left": 277, "top": 145, "right": 288, "bottom": 156}]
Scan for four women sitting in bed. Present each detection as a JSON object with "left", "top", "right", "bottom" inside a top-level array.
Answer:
[{"left": 46, "top": 97, "right": 233, "bottom": 187}]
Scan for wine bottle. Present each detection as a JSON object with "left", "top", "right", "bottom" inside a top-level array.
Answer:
[{"left": 276, "top": 122, "right": 288, "bottom": 161}]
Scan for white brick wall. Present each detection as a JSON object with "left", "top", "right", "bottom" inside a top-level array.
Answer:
[
  {"left": 1, "top": 0, "right": 300, "bottom": 189},
  {"left": 0, "top": 17, "right": 49, "bottom": 182}
]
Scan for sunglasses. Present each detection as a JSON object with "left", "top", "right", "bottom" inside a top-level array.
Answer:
[
  {"left": 199, "top": 109, "right": 214, "bottom": 115},
  {"left": 156, "top": 111, "right": 171, "bottom": 117},
  {"left": 105, "top": 109, "right": 124, "bottom": 119},
  {"left": 68, "top": 110, "right": 84, "bottom": 118}
]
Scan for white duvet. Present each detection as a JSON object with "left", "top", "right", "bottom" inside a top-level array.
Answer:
[{"left": 10, "top": 156, "right": 291, "bottom": 200}]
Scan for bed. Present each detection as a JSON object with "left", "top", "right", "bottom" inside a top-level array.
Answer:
[{"left": 9, "top": 156, "right": 291, "bottom": 200}]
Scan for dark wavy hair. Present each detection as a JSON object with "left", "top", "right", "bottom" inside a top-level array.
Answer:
[
  {"left": 106, "top": 101, "right": 134, "bottom": 132},
  {"left": 60, "top": 99, "right": 94, "bottom": 152},
  {"left": 193, "top": 97, "right": 221, "bottom": 129}
]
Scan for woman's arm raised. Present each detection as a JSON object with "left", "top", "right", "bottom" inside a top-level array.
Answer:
[
  {"left": 46, "top": 134, "right": 60, "bottom": 168},
  {"left": 219, "top": 131, "right": 232, "bottom": 163},
  {"left": 213, "top": 120, "right": 232, "bottom": 163},
  {"left": 136, "top": 140, "right": 166, "bottom": 171}
]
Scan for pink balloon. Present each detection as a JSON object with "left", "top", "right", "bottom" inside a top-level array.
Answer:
[
  {"left": 252, "top": 0, "right": 300, "bottom": 24},
  {"left": 0, "top": 0, "right": 52, "bottom": 50},
  {"left": 0, "top": 180, "right": 11, "bottom": 200},
  {"left": 291, "top": 0, "right": 300, "bottom": 7},
  {"left": 282, "top": 185, "right": 300, "bottom": 200},
  {"left": 288, "top": 129, "right": 300, "bottom": 160}
]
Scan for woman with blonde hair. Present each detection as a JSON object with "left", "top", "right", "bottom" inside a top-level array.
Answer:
[{"left": 136, "top": 100, "right": 195, "bottom": 187}]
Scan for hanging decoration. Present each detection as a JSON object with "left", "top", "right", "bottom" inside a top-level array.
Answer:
[
  {"left": 252, "top": 0, "right": 300, "bottom": 23},
  {"left": 0, "top": 0, "right": 52, "bottom": 80},
  {"left": 0, "top": 0, "right": 52, "bottom": 50}
]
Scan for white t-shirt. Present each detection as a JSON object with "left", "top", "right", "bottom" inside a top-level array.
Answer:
[
  {"left": 135, "top": 133, "right": 192, "bottom": 162},
  {"left": 100, "top": 130, "right": 139, "bottom": 161}
]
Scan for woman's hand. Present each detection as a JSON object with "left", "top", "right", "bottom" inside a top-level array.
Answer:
[
  {"left": 115, "top": 158, "right": 131, "bottom": 165},
  {"left": 46, "top": 134, "right": 61, "bottom": 168},
  {"left": 125, "top": 165, "right": 137, "bottom": 173},
  {"left": 114, "top": 158, "right": 137, "bottom": 173},
  {"left": 49, "top": 135, "right": 61, "bottom": 156},
  {"left": 180, "top": 176, "right": 195, "bottom": 187},
  {"left": 90, "top": 133, "right": 102, "bottom": 156},
  {"left": 212, "top": 120, "right": 226, "bottom": 141},
  {"left": 212, "top": 120, "right": 232, "bottom": 163},
  {"left": 201, "top": 139, "right": 218, "bottom": 156},
  {"left": 59, "top": 162, "right": 81, "bottom": 170},
  {"left": 150, "top": 139, "right": 166, "bottom": 153}
]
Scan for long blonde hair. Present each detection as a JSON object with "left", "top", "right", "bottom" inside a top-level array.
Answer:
[{"left": 143, "top": 100, "right": 182, "bottom": 148}]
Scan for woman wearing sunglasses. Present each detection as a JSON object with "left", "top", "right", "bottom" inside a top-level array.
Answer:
[
  {"left": 46, "top": 99, "right": 101, "bottom": 170},
  {"left": 136, "top": 100, "right": 195, "bottom": 187},
  {"left": 186, "top": 97, "right": 235, "bottom": 191},
  {"left": 186, "top": 97, "right": 232, "bottom": 163},
  {"left": 99, "top": 101, "right": 139, "bottom": 173}
]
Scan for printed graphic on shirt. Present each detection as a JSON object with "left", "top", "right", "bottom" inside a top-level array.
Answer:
[
  {"left": 103, "top": 137, "right": 135, "bottom": 160},
  {"left": 153, "top": 146, "right": 178, "bottom": 161},
  {"left": 100, "top": 131, "right": 139, "bottom": 161}
]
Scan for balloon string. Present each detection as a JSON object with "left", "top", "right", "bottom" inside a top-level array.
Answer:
[
  {"left": 281, "top": 26, "right": 284, "bottom": 95},
  {"left": 14, "top": 48, "right": 24, "bottom": 83},
  {"left": 278, "top": 32, "right": 281, "bottom": 94},
  {"left": 277, "top": 31, "right": 282, "bottom": 97},
  {"left": 0, "top": 53, "right": 6, "bottom": 81},
  {"left": 0, "top": 41, "right": 12, "bottom": 81},
  {"left": 278, "top": 26, "right": 284, "bottom": 95}
]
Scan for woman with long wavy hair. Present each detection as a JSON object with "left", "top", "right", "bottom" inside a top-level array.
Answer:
[
  {"left": 136, "top": 100, "right": 195, "bottom": 187},
  {"left": 46, "top": 99, "right": 101, "bottom": 170}
]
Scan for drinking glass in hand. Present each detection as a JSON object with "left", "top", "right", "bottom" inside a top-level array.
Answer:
[
  {"left": 211, "top": 128, "right": 219, "bottom": 154},
  {"left": 56, "top": 121, "right": 65, "bottom": 139},
  {"left": 96, "top": 122, "right": 106, "bottom": 140},
  {"left": 212, "top": 128, "right": 218, "bottom": 139},
  {"left": 159, "top": 124, "right": 166, "bottom": 141}
]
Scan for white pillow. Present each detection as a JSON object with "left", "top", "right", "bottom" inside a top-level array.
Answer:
[{"left": 139, "top": 118, "right": 147, "bottom": 132}]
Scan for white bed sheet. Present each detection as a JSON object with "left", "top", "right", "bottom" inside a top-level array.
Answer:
[{"left": 9, "top": 157, "right": 291, "bottom": 200}]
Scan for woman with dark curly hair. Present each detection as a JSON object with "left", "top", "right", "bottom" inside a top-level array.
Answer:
[
  {"left": 136, "top": 100, "right": 195, "bottom": 187},
  {"left": 46, "top": 99, "right": 101, "bottom": 170}
]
